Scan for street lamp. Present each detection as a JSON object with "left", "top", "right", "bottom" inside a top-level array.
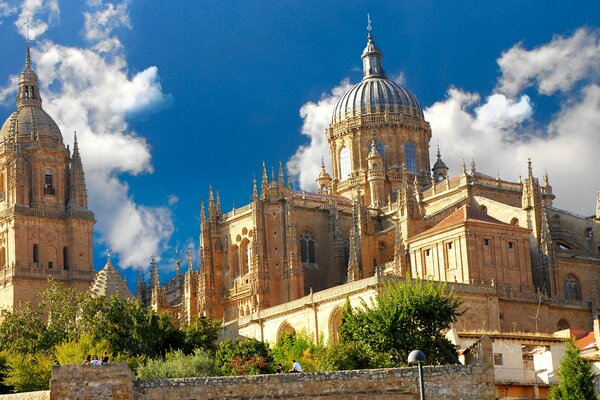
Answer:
[{"left": 408, "top": 349, "right": 426, "bottom": 400}]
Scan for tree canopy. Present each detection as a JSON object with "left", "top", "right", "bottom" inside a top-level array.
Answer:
[
  {"left": 339, "top": 278, "right": 462, "bottom": 366},
  {"left": 549, "top": 340, "right": 597, "bottom": 400}
]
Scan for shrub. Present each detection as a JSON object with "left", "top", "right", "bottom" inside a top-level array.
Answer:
[
  {"left": 215, "top": 338, "right": 272, "bottom": 375},
  {"left": 54, "top": 334, "right": 109, "bottom": 365},
  {"left": 315, "top": 341, "right": 392, "bottom": 371},
  {"left": 136, "top": 349, "right": 219, "bottom": 380},
  {"left": 2, "top": 352, "right": 53, "bottom": 392},
  {"left": 270, "top": 332, "right": 322, "bottom": 372}
]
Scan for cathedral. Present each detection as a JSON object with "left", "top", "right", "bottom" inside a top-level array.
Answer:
[
  {"left": 137, "top": 27, "right": 600, "bottom": 341},
  {"left": 1, "top": 28, "right": 599, "bottom": 345},
  {"left": 0, "top": 46, "right": 95, "bottom": 310}
]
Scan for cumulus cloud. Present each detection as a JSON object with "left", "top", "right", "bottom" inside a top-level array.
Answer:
[
  {"left": 15, "top": 0, "right": 59, "bottom": 39},
  {"left": 498, "top": 27, "right": 600, "bottom": 96},
  {"left": 3, "top": 1, "right": 174, "bottom": 268},
  {"left": 0, "top": 1, "right": 17, "bottom": 24},
  {"left": 426, "top": 28, "right": 600, "bottom": 214},
  {"left": 287, "top": 80, "right": 353, "bottom": 191},
  {"left": 0, "top": 75, "right": 18, "bottom": 105},
  {"left": 289, "top": 27, "right": 599, "bottom": 214}
]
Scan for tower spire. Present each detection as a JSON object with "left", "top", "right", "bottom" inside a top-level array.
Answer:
[{"left": 361, "top": 14, "right": 386, "bottom": 79}]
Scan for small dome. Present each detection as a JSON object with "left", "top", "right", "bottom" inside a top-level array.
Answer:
[
  {"left": 0, "top": 106, "right": 63, "bottom": 143},
  {"left": 332, "top": 78, "right": 423, "bottom": 124}
]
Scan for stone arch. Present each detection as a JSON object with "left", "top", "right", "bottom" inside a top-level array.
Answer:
[
  {"left": 277, "top": 321, "right": 296, "bottom": 342},
  {"left": 328, "top": 305, "right": 344, "bottom": 345},
  {"left": 230, "top": 245, "right": 240, "bottom": 277},
  {"left": 299, "top": 230, "right": 316, "bottom": 264},
  {"left": 557, "top": 319, "right": 570, "bottom": 330}
]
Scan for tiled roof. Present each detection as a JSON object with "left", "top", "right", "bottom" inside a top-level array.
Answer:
[
  {"left": 292, "top": 191, "right": 353, "bottom": 206},
  {"left": 426, "top": 204, "right": 510, "bottom": 234},
  {"left": 576, "top": 331, "right": 597, "bottom": 350}
]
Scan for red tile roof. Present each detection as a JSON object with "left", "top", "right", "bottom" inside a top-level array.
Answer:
[{"left": 426, "top": 204, "right": 511, "bottom": 234}]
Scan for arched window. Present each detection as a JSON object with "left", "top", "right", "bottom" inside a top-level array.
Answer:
[
  {"left": 44, "top": 169, "right": 55, "bottom": 195},
  {"left": 557, "top": 319, "right": 570, "bottom": 330},
  {"left": 240, "top": 240, "right": 251, "bottom": 276},
  {"left": 368, "top": 140, "right": 385, "bottom": 157},
  {"left": 33, "top": 244, "right": 39, "bottom": 264},
  {"left": 339, "top": 147, "right": 351, "bottom": 181},
  {"left": 299, "top": 230, "right": 316, "bottom": 264},
  {"left": 564, "top": 275, "right": 581, "bottom": 300},
  {"left": 0, "top": 247, "right": 5, "bottom": 268},
  {"left": 404, "top": 142, "right": 417, "bottom": 172}
]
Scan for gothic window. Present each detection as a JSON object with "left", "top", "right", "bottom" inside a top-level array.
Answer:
[
  {"left": 33, "top": 244, "right": 39, "bottom": 264},
  {"left": 368, "top": 140, "right": 385, "bottom": 157},
  {"left": 339, "top": 147, "right": 351, "bottom": 181},
  {"left": 0, "top": 247, "right": 5, "bottom": 268},
  {"left": 404, "top": 142, "right": 417, "bottom": 172},
  {"left": 240, "top": 240, "right": 251, "bottom": 276},
  {"left": 564, "top": 275, "right": 581, "bottom": 300},
  {"left": 299, "top": 230, "right": 316, "bottom": 264},
  {"left": 63, "top": 247, "right": 69, "bottom": 270}
]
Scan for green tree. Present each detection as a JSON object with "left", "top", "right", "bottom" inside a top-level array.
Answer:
[
  {"left": 215, "top": 337, "right": 272, "bottom": 375},
  {"left": 270, "top": 331, "right": 323, "bottom": 372},
  {"left": 2, "top": 352, "right": 53, "bottom": 392},
  {"left": 181, "top": 317, "right": 221, "bottom": 354},
  {"left": 339, "top": 278, "right": 462, "bottom": 366},
  {"left": 0, "top": 304, "right": 47, "bottom": 354},
  {"left": 549, "top": 341, "right": 596, "bottom": 400},
  {"left": 315, "top": 340, "right": 391, "bottom": 371}
]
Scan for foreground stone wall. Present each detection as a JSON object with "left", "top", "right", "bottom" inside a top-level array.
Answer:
[{"left": 14, "top": 336, "right": 494, "bottom": 399}]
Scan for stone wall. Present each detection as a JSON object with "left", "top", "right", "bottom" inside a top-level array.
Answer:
[
  {"left": 58, "top": 336, "right": 494, "bottom": 399},
  {"left": 2, "top": 337, "right": 494, "bottom": 399}
]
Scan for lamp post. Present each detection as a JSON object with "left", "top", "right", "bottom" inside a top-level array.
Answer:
[{"left": 408, "top": 349, "right": 426, "bottom": 400}]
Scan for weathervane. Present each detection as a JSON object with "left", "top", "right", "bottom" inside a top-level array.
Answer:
[
  {"left": 367, "top": 13, "right": 372, "bottom": 34},
  {"left": 106, "top": 249, "right": 112, "bottom": 259}
]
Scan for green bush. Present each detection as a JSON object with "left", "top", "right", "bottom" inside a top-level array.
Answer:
[
  {"left": 136, "top": 349, "right": 219, "bottom": 380},
  {"left": 215, "top": 337, "right": 272, "bottom": 375},
  {"left": 2, "top": 352, "right": 53, "bottom": 392},
  {"left": 315, "top": 340, "right": 392, "bottom": 371},
  {"left": 549, "top": 341, "right": 596, "bottom": 400},
  {"left": 270, "top": 332, "right": 322, "bottom": 372},
  {"left": 54, "top": 334, "right": 109, "bottom": 365}
]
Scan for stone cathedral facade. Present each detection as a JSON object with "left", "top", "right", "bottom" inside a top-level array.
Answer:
[
  {"left": 0, "top": 46, "right": 95, "bottom": 310},
  {"left": 138, "top": 29, "right": 600, "bottom": 340}
]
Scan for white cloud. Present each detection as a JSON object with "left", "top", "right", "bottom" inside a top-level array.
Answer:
[
  {"left": 15, "top": 0, "right": 59, "bottom": 40},
  {"left": 0, "top": 1, "right": 17, "bottom": 24},
  {"left": 2, "top": 1, "right": 174, "bottom": 269},
  {"left": 426, "top": 28, "right": 600, "bottom": 215},
  {"left": 498, "top": 27, "right": 600, "bottom": 97},
  {"left": 287, "top": 80, "right": 353, "bottom": 191},
  {"left": 167, "top": 194, "right": 179, "bottom": 206},
  {"left": 0, "top": 74, "right": 18, "bottom": 105}
]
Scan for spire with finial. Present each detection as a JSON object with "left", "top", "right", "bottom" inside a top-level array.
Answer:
[
  {"left": 461, "top": 159, "right": 467, "bottom": 175},
  {"left": 316, "top": 157, "right": 332, "bottom": 194},
  {"left": 470, "top": 159, "right": 476, "bottom": 176},
  {"left": 175, "top": 249, "right": 182, "bottom": 275},
  {"left": 431, "top": 141, "right": 448, "bottom": 181},
  {"left": 187, "top": 248, "right": 193, "bottom": 272},
  {"left": 278, "top": 161, "right": 285, "bottom": 186},
  {"left": 200, "top": 199, "right": 206, "bottom": 222},
  {"left": 68, "top": 131, "right": 88, "bottom": 209},
  {"left": 215, "top": 190, "right": 222, "bottom": 215},
  {"left": 527, "top": 158, "right": 533, "bottom": 178},
  {"left": 17, "top": 28, "right": 42, "bottom": 111},
  {"left": 261, "top": 161, "right": 268, "bottom": 197},
  {"left": 252, "top": 175, "right": 258, "bottom": 200},
  {"left": 361, "top": 14, "right": 386, "bottom": 79}
]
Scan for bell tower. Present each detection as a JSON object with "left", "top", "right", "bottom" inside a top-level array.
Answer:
[{"left": 0, "top": 45, "right": 95, "bottom": 310}]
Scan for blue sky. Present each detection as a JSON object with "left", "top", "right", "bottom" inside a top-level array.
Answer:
[{"left": 0, "top": 1, "right": 599, "bottom": 288}]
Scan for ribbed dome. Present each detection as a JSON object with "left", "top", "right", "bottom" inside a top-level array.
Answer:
[
  {"left": 332, "top": 78, "right": 423, "bottom": 124},
  {"left": 0, "top": 46, "right": 63, "bottom": 144},
  {"left": 331, "top": 29, "right": 423, "bottom": 125},
  {"left": 0, "top": 107, "right": 63, "bottom": 143}
]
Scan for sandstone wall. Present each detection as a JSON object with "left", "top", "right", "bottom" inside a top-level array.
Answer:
[{"left": 0, "top": 392, "right": 49, "bottom": 400}]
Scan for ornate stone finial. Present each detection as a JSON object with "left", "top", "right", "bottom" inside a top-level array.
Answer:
[
  {"left": 252, "top": 175, "right": 258, "bottom": 198},
  {"left": 527, "top": 158, "right": 533, "bottom": 178},
  {"left": 461, "top": 159, "right": 467, "bottom": 175},
  {"left": 436, "top": 140, "right": 441, "bottom": 158},
  {"left": 367, "top": 13, "right": 372, "bottom": 35},
  {"left": 518, "top": 175, "right": 522, "bottom": 184},
  {"left": 470, "top": 159, "right": 476, "bottom": 176},
  {"left": 543, "top": 170, "right": 549, "bottom": 187},
  {"left": 497, "top": 172, "right": 500, "bottom": 181}
]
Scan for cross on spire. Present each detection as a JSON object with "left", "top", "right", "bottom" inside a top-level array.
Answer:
[
  {"left": 367, "top": 13, "right": 372, "bottom": 34},
  {"left": 25, "top": 18, "right": 31, "bottom": 46},
  {"left": 106, "top": 249, "right": 112, "bottom": 259}
]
